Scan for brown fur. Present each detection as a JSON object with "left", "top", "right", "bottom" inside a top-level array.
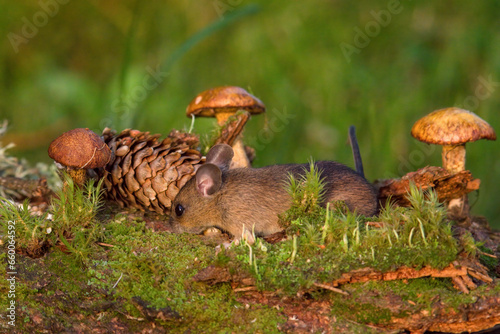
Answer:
[{"left": 168, "top": 159, "right": 378, "bottom": 238}]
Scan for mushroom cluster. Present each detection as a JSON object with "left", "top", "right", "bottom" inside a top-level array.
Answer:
[
  {"left": 48, "top": 128, "right": 111, "bottom": 186},
  {"left": 186, "top": 86, "right": 265, "bottom": 168}
]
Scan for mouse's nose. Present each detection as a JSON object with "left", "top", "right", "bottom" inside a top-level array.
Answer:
[{"left": 165, "top": 215, "right": 178, "bottom": 233}]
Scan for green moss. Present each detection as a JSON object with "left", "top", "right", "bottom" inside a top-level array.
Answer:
[
  {"left": 49, "top": 175, "right": 105, "bottom": 263},
  {"left": 0, "top": 198, "right": 52, "bottom": 255},
  {"left": 223, "top": 170, "right": 470, "bottom": 296},
  {"left": 327, "top": 277, "right": 497, "bottom": 329},
  {"left": 0, "top": 175, "right": 105, "bottom": 261},
  {"left": 329, "top": 284, "right": 397, "bottom": 326},
  {"left": 2, "top": 213, "right": 285, "bottom": 332},
  {"left": 478, "top": 245, "right": 499, "bottom": 277},
  {"left": 84, "top": 217, "right": 285, "bottom": 332}
]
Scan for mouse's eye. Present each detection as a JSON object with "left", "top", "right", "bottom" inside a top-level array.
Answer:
[{"left": 175, "top": 204, "right": 185, "bottom": 217}]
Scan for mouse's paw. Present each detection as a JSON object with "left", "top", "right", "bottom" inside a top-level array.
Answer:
[
  {"left": 240, "top": 224, "right": 256, "bottom": 245},
  {"left": 215, "top": 239, "right": 238, "bottom": 255},
  {"left": 203, "top": 227, "right": 222, "bottom": 236}
]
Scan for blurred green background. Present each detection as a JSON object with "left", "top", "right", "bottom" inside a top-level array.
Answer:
[{"left": 1, "top": 1, "right": 499, "bottom": 228}]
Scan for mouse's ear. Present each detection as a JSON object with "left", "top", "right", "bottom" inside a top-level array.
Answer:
[
  {"left": 206, "top": 144, "right": 234, "bottom": 170},
  {"left": 195, "top": 163, "right": 222, "bottom": 197}
]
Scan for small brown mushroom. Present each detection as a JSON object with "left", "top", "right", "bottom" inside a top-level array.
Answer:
[
  {"left": 48, "top": 128, "right": 112, "bottom": 186},
  {"left": 411, "top": 107, "right": 496, "bottom": 173},
  {"left": 411, "top": 107, "right": 496, "bottom": 222},
  {"left": 186, "top": 86, "right": 265, "bottom": 168}
]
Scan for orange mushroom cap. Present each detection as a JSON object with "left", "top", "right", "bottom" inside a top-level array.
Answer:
[
  {"left": 411, "top": 107, "right": 496, "bottom": 145},
  {"left": 186, "top": 86, "right": 265, "bottom": 118}
]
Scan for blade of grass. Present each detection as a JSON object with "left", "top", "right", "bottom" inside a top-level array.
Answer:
[
  {"left": 118, "top": 0, "right": 142, "bottom": 104},
  {"left": 163, "top": 4, "right": 260, "bottom": 71},
  {"left": 128, "top": 4, "right": 260, "bottom": 127}
]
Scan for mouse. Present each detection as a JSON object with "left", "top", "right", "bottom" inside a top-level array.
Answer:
[{"left": 168, "top": 129, "right": 378, "bottom": 240}]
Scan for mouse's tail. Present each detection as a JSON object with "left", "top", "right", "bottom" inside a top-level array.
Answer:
[{"left": 348, "top": 125, "right": 365, "bottom": 178}]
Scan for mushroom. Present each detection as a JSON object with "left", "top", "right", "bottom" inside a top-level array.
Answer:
[
  {"left": 186, "top": 86, "right": 265, "bottom": 168},
  {"left": 48, "top": 128, "right": 112, "bottom": 186},
  {"left": 411, "top": 107, "right": 496, "bottom": 222}
]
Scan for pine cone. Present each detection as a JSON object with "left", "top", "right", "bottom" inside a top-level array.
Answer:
[{"left": 99, "top": 128, "right": 203, "bottom": 214}]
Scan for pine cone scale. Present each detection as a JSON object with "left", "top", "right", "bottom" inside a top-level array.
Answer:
[
  {"left": 133, "top": 147, "right": 154, "bottom": 169},
  {"left": 176, "top": 163, "right": 194, "bottom": 178},
  {"left": 111, "top": 162, "right": 122, "bottom": 185},
  {"left": 152, "top": 174, "right": 169, "bottom": 193},
  {"left": 116, "top": 145, "right": 130, "bottom": 156},
  {"left": 157, "top": 192, "right": 171, "bottom": 210},
  {"left": 131, "top": 141, "right": 148, "bottom": 153},
  {"left": 142, "top": 179, "right": 156, "bottom": 200},
  {"left": 163, "top": 168, "right": 178, "bottom": 183},
  {"left": 136, "top": 161, "right": 152, "bottom": 184},
  {"left": 135, "top": 188, "right": 150, "bottom": 207},
  {"left": 121, "top": 154, "right": 132, "bottom": 175},
  {"left": 177, "top": 174, "right": 192, "bottom": 189},
  {"left": 150, "top": 155, "right": 167, "bottom": 176},
  {"left": 125, "top": 168, "right": 141, "bottom": 193},
  {"left": 166, "top": 184, "right": 179, "bottom": 201},
  {"left": 164, "top": 152, "right": 181, "bottom": 166}
]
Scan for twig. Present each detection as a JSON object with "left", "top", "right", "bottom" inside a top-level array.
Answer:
[
  {"left": 344, "top": 318, "right": 384, "bottom": 331},
  {"left": 117, "top": 311, "right": 144, "bottom": 321},
  {"left": 97, "top": 242, "right": 115, "bottom": 247},
  {"left": 451, "top": 276, "right": 469, "bottom": 294},
  {"left": 467, "top": 269, "right": 493, "bottom": 284},
  {"left": 313, "top": 282, "right": 349, "bottom": 296},
  {"left": 112, "top": 273, "right": 123, "bottom": 289},
  {"left": 233, "top": 286, "right": 257, "bottom": 293},
  {"left": 460, "top": 274, "right": 477, "bottom": 290},
  {"left": 478, "top": 250, "right": 497, "bottom": 258}
]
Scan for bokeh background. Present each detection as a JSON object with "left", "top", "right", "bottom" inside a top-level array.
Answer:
[{"left": 1, "top": 1, "right": 499, "bottom": 228}]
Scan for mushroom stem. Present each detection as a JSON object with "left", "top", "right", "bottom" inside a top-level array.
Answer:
[
  {"left": 216, "top": 111, "right": 251, "bottom": 168},
  {"left": 441, "top": 144, "right": 469, "bottom": 224},
  {"left": 442, "top": 144, "right": 466, "bottom": 174},
  {"left": 215, "top": 112, "right": 238, "bottom": 127},
  {"left": 66, "top": 168, "right": 88, "bottom": 187},
  {"left": 231, "top": 140, "right": 251, "bottom": 168}
]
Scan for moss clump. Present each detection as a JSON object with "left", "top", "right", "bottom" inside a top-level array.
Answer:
[
  {"left": 1, "top": 214, "right": 285, "bottom": 333},
  {"left": 0, "top": 198, "right": 52, "bottom": 257},
  {"left": 86, "top": 217, "right": 286, "bottom": 332},
  {"left": 224, "top": 165, "right": 471, "bottom": 295},
  {"left": 50, "top": 175, "right": 105, "bottom": 262},
  {"left": 0, "top": 174, "right": 104, "bottom": 260}
]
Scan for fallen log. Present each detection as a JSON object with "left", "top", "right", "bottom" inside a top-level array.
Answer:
[
  {"left": 193, "top": 258, "right": 498, "bottom": 333},
  {"left": 194, "top": 256, "right": 492, "bottom": 295},
  {"left": 375, "top": 166, "right": 480, "bottom": 207}
]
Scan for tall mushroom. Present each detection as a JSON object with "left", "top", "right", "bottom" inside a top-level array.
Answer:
[
  {"left": 186, "top": 86, "right": 265, "bottom": 168},
  {"left": 411, "top": 107, "right": 496, "bottom": 222},
  {"left": 48, "top": 128, "right": 112, "bottom": 186}
]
